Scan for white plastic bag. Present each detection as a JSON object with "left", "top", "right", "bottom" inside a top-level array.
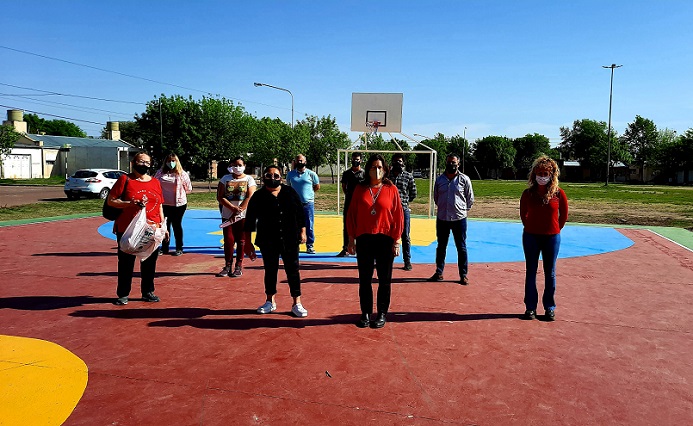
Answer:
[{"left": 120, "top": 208, "right": 167, "bottom": 261}]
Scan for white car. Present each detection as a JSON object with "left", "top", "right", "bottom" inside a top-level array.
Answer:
[{"left": 64, "top": 169, "right": 127, "bottom": 200}]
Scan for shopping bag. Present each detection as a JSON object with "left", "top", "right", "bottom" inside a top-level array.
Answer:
[{"left": 119, "top": 208, "right": 167, "bottom": 260}]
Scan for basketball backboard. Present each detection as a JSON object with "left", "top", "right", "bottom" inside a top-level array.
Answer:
[{"left": 350, "top": 93, "right": 403, "bottom": 132}]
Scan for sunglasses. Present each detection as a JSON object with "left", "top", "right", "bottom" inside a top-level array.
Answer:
[{"left": 264, "top": 173, "right": 281, "bottom": 179}]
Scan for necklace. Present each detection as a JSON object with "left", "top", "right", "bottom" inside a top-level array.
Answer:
[{"left": 368, "top": 184, "right": 384, "bottom": 215}]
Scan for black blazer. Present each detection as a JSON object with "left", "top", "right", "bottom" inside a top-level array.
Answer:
[{"left": 244, "top": 184, "right": 305, "bottom": 249}]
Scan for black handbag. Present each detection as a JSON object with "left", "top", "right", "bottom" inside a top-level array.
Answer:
[{"left": 102, "top": 176, "right": 129, "bottom": 221}]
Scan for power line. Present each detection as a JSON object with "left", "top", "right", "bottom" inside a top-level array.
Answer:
[
  {"left": 0, "top": 82, "right": 146, "bottom": 105},
  {"left": 0, "top": 104, "right": 104, "bottom": 125},
  {"left": 0, "top": 95, "right": 133, "bottom": 118}
]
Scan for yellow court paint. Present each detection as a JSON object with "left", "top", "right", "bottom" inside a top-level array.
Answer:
[
  {"left": 210, "top": 215, "right": 437, "bottom": 252},
  {"left": 0, "top": 335, "right": 88, "bottom": 426}
]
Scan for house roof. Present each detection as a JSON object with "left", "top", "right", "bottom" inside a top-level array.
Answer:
[{"left": 24, "top": 134, "right": 134, "bottom": 149}]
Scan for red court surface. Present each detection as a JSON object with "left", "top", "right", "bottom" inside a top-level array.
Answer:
[{"left": 1, "top": 217, "right": 692, "bottom": 425}]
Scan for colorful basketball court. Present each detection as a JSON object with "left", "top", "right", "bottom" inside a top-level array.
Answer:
[{"left": 1, "top": 214, "right": 692, "bottom": 425}]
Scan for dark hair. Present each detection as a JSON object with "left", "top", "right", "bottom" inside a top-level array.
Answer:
[
  {"left": 359, "top": 153, "right": 392, "bottom": 186},
  {"left": 392, "top": 153, "right": 405, "bottom": 162},
  {"left": 232, "top": 156, "right": 245, "bottom": 165},
  {"left": 351, "top": 152, "right": 362, "bottom": 160},
  {"left": 263, "top": 165, "right": 281, "bottom": 176},
  {"left": 446, "top": 153, "right": 460, "bottom": 162}
]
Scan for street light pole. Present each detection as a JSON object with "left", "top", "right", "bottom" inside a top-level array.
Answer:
[
  {"left": 602, "top": 64, "right": 622, "bottom": 186},
  {"left": 463, "top": 126, "right": 467, "bottom": 174},
  {"left": 254, "top": 82, "right": 294, "bottom": 129}
]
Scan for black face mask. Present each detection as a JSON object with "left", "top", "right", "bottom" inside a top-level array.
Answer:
[
  {"left": 263, "top": 178, "right": 281, "bottom": 188},
  {"left": 445, "top": 163, "right": 458, "bottom": 174},
  {"left": 351, "top": 160, "right": 361, "bottom": 168},
  {"left": 393, "top": 162, "right": 404, "bottom": 171},
  {"left": 133, "top": 164, "right": 149, "bottom": 175},
  {"left": 296, "top": 162, "right": 306, "bottom": 170}
]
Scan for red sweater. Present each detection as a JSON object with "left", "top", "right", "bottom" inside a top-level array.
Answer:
[
  {"left": 347, "top": 183, "right": 404, "bottom": 241},
  {"left": 520, "top": 187, "right": 568, "bottom": 235}
]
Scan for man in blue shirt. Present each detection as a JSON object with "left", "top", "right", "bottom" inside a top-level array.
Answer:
[
  {"left": 429, "top": 154, "right": 475, "bottom": 285},
  {"left": 287, "top": 154, "right": 320, "bottom": 254}
]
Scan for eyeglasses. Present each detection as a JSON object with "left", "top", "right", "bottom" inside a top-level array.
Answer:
[
  {"left": 135, "top": 161, "right": 151, "bottom": 166},
  {"left": 264, "top": 173, "right": 281, "bottom": 179}
]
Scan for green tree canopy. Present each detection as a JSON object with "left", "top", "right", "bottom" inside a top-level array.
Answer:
[
  {"left": 472, "top": 135, "right": 515, "bottom": 178},
  {"left": 559, "top": 119, "right": 631, "bottom": 180},
  {"left": 621, "top": 115, "right": 658, "bottom": 181},
  {"left": 513, "top": 133, "right": 553, "bottom": 173},
  {"left": 0, "top": 124, "right": 21, "bottom": 159},
  {"left": 23, "top": 113, "right": 87, "bottom": 137}
]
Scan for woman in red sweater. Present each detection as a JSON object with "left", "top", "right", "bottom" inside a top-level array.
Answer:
[
  {"left": 519, "top": 155, "right": 568, "bottom": 321},
  {"left": 347, "top": 154, "right": 404, "bottom": 329}
]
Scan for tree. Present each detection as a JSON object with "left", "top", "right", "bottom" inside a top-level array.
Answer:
[
  {"left": 413, "top": 133, "right": 448, "bottom": 171},
  {"left": 23, "top": 113, "right": 87, "bottom": 137},
  {"left": 297, "top": 115, "right": 350, "bottom": 182},
  {"left": 472, "top": 135, "right": 515, "bottom": 178},
  {"left": 559, "top": 119, "right": 630, "bottom": 181},
  {"left": 513, "top": 133, "right": 553, "bottom": 177},
  {"left": 447, "top": 135, "right": 469, "bottom": 171},
  {"left": 1, "top": 124, "right": 21, "bottom": 160},
  {"left": 621, "top": 115, "right": 658, "bottom": 182}
]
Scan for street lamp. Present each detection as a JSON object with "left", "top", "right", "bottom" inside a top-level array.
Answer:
[
  {"left": 253, "top": 82, "right": 294, "bottom": 129},
  {"left": 602, "top": 64, "right": 622, "bottom": 186},
  {"left": 463, "top": 126, "right": 467, "bottom": 174}
]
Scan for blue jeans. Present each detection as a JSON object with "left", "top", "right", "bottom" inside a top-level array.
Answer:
[
  {"left": 401, "top": 208, "right": 411, "bottom": 264},
  {"left": 522, "top": 232, "right": 560, "bottom": 311},
  {"left": 302, "top": 202, "right": 315, "bottom": 247},
  {"left": 435, "top": 218, "right": 468, "bottom": 278}
]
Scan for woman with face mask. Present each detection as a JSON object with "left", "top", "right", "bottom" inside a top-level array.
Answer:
[
  {"left": 154, "top": 153, "right": 193, "bottom": 256},
  {"left": 520, "top": 155, "right": 569, "bottom": 321},
  {"left": 216, "top": 157, "right": 257, "bottom": 278},
  {"left": 346, "top": 154, "right": 404, "bottom": 329},
  {"left": 107, "top": 151, "right": 166, "bottom": 305},
  {"left": 243, "top": 165, "right": 309, "bottom": 318}
]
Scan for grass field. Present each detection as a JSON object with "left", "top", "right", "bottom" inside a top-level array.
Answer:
[{"left": 1, "top": 180, "right": 692, "bottom": 229}]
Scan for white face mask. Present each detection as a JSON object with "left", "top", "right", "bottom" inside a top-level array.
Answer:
[
  {"left": 229, "top": 165, "right": 245, "bottom": 175},
  {"left": 168, "top": 161, "right": 176, "bottom": 169},
  {"left": 370, "top": 168, "right": 384, "bottom": 181},
  {"left": 535, "top": 175, "right": 551, "bottom": 186}
]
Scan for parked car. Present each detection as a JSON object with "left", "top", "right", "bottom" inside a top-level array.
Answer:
[
  {"left": 64, "top": 169, "right": 127, "bottom": 200},
  {"left": 412, "top": 170, "right": 428, "bottom": 178}
]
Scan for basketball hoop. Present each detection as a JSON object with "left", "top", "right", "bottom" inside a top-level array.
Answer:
[{"left": 365, "top": 120, "right": 381, "bottom": 136}]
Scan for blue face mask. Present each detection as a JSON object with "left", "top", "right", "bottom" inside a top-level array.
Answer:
[{"left": 168, "top": 161, "right": 176, "bottom": 169}]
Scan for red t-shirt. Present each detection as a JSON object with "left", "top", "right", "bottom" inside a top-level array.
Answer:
[
  {"left": 109, "top": 174, "right": 164, "bottom": 233},
  {"left": 346, "top": 183, "right": 404, "bottom": 241},
  {"left": 519, "top": 187, "right": 568, "bottom": 235}
]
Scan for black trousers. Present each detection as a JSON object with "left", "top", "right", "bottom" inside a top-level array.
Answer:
[
  {"left": 162, "top": 204, "right": 187, "bottom": 252},
  {"left": 356, "top": 234, "right": 395, "bottom": 314},
  {"left": 116, "top": 233, "right": 158, "bottom": 298},
  {"left": 259, "top": 243, "right": 301, "bottom": 298}
]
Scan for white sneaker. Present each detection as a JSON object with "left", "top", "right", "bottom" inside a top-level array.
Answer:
[
  {"left": 291, "top": 303, "right": 308, "bottom": 318},
  {"left": 257, "top": 301, "right": 276, "bottom": 314}
]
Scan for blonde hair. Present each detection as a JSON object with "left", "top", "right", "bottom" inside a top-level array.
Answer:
[
  {"left": 160, "top": 153, "right": 184, "bottom": 175},
  {"left": 527, "top": 155, "right": 560, "bottom": 203}
]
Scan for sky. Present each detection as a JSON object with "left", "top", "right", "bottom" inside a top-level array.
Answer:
[{"left": 1, "top": 0, "right": 692, "bottom": 147}]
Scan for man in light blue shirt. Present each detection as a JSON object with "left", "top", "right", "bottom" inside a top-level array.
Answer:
[
  {"left": 287, "top": 154, "right": 320, "bottom": 254},
  {"left": 429, "top": 154, "right": 474, "bottom": 285}
]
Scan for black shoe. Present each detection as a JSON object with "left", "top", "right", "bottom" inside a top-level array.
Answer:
[
  {"left": 371, "top": 313, "right": 386, "bottom": 329},
  {"left": 427, "top": 273, "right": 444, "bottom": 282},
  {"left": 336, "top": 249, "right": 348, "bottom": 257},
  {"left": 403, "top": 263, "right": 412, "bottom": 271},
  {"left": 142, "top": 292, "right": 160, "bottom": 302},
  {"left": 172, "top": 250, "right": 183, "bottom": 256},
  {"left": 522, "top": 309, "right": 536, "bottom": 320},
  {"left": 114, "top": 297, "right": 128, "bottom": 306},
  {"left": 458, "top": 276, "right": 469, "bottom": 285},
  {"left": 158, "top": 249, "right": 167, "bottom": 256},
  {"left": 356, "top": 313, "right": 370, "bottom": 328},
  {"left": 545, "top": 310, "right": 556, "bottom": 321}
]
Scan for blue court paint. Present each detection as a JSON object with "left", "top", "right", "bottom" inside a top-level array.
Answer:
[{"left": 98, "top": 209, "right": 633, "bottom": 264}]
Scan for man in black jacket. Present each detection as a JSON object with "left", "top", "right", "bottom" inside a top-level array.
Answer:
[{"left": 244, "top": 165, "right": 309, "bottom": 317}]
